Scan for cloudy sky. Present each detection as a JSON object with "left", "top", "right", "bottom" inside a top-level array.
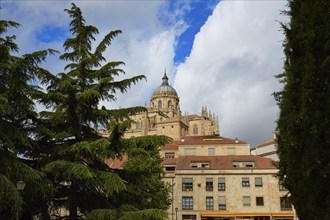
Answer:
[{"left": 1, "top": 0, "right": 288, "bottom": 147}]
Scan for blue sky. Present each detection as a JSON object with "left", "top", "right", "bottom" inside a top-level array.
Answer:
[
  {"left": 0, "top": 0, "right": 287, "bottom": 146},
  {"left": 162, "top": 0, "right": 220, "bottom": 64}
]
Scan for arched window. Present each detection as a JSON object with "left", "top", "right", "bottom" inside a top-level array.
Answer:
[
  {"left": 168, "top": 100, "right": 172, "bottom": 108},
  {"left": 158, "top": 100, "right": 162, "bottom": 109},
  {"left": 193, "top": 125, "right": 198, "bottom": 135}
]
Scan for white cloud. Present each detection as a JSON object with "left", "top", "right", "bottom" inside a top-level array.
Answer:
[
  {"left": 2, "top": 1, "right": 180, "bottom": 108},
  {"left": 174, "top": 1, "right": 287, "bottom": 146},
  {"left": 1, "top": 1, "right": 288, "bottom": 146}
]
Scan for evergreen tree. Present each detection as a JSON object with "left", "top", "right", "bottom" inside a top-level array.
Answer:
[
  {"left": 0, "top": 20, "right": 55, "bottom": 219},
  {"left": 87, "top": 136, "right": 171, "bottom": 220},
  {"left": 275, "top": 0, "right": 330, "bottom": 219},
  {"left": 36, "top": 4, "right": 171, "bottom": 219}
]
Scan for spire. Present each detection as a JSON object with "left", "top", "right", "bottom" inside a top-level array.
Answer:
[{"left": 162, "top": 70, "right": 169, "bottom": 86}]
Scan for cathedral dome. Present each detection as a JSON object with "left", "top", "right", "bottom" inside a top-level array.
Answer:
[{"left": 152, "top": 73, "right": 178, "bottom": 97}]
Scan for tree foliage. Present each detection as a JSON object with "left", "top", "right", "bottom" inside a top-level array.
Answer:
[
  {"left": 34, "top": 3, "right": 170, "bottom": 219},
  {"left": 275, "top": 0, "right": 330, "bottom": 219},
  {"left": 0, "top": 20, "right": 55, "bottom": 219}
]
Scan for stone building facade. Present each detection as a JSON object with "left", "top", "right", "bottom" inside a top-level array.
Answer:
[
  {"left": 162, "top": 136, "right": 295, "bottom": 220},
  {"left": 123, "top": 73, "right": 219, "bottom": 141}
]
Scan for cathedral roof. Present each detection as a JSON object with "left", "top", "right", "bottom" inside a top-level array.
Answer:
[{"left": 152, "top": 73, "right": 178, "bottom": 98}]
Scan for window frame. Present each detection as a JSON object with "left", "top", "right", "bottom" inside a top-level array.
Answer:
[
  {"left": 206, "top": 196, "right": 214, "bottom": 210},
  {"left": 256, "top": 196, "right": 264, "bottom": 206},
  {"left": 243, "top": 196, "right": 251, "bottom": 206},
  {"left": 218, "top": 196, "right": 226, "bottom": 210},
  {"left": 182, "top": 178, "right": 193, "bottom": 191},
  {"left": 218, "top": 177, "right": 225, "bottom": 191},
  {"left": 242, "top": 177, "right": 250, "bottom": 187},
  {"left": 182, "top": 196, "right": 193, "bottom": 210},
  {"left": 255, "top": 177, "right": 263, "bottom": 187},
  {"left": 164, "top": 152, "right": 175, "bottom": 158},
  {"left": 206, "top": 178, "right": 213, "bottom": 191}
]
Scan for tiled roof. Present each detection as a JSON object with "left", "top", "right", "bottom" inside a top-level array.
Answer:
[
  {"left": 176, "top": 155, "right": 276, "bottom": 170},
  {"left": 179, "top": 135, "right": 247, "bottom": 145},
  {"left": 105, "top": 154, "right": 128, "bottom": 169},
  {"left": 162, "top": 158, "right": 178, "bottom": 166},
  {"left": 161, "top": 142, "right": 180, "bottom": 150}
]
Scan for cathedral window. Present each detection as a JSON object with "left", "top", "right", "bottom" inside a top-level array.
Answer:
[
  {"left": 158, "top": 100, "right": 162, "bottom": 109},
  {"left": 168, "top": 100, "right": 172, "bottom": 108},
  {"left": 193, "top": 125, "right": 198, "bottom": 134},
  {"left": 136, "top": 121, "right": 142, "bottom": 130}
]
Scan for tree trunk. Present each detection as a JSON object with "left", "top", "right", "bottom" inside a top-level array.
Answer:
[{"left": 69, "top": 182, "right": 78, "bottom": 220}]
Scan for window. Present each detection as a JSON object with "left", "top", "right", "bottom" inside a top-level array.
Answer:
[
  {"left": 233, "top": 161, "right": 255, "bottom": 168},
  {"left": 165, "top": 152, "right": 175, "bottom": 158},
  {"left": 280, "top": 196, "right": 292, "bottom": 210},
  {"left": 190, "top": 161, "right": 210, "bottom": 168},
  {"left": 182, "top": 197, "right": 193, "bottom": 210},
  {"left": 136, "top": 121, "right": 142, "bottom": 129},
  {"left": 182, "top": 178, "right": 193, "bottom": 191},
  {"left": 164, "top": 166, "right": 175, "bottom": 172},
  {"left": 256, "top": 197, "right": 264, "bottom": 206},
  {"left": 206, "top": 178, "right": 213, "bottom": 191},
  {"left": 243, "top": 196, "right": 251, "bottom": 206},
  {"left": 242, "top": 177, "right": 250, "bottom": 187},
  {"left": 193, "top": 125, "right": 198, "bottom": 134},
  {"left": 208, "top": 148, "right": 215, "bottom": 155},
  {"left": 218, "top": 178, "right": 225, "bottom": 191},
  {"left": 201, "top": 163, "right": 210, "bottom": 168},
  {"left": 168, "top": 100, "right": 172, "bottom": 108},
  {"left": 218, "top": 196, "right": 226, "bottom": 210},
  {"left": 158, "top": 100, "right": 162, "bottom": 109},
  {"left": 206, "top": 197, "right": 214, "bottom": 210},
  {"left": 255, "top": 177, "right": 263, "bottom": 187}
]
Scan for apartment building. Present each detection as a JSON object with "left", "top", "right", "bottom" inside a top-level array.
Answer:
[{"left": 162, "top": 136, "right": 295, "bottom": 220}]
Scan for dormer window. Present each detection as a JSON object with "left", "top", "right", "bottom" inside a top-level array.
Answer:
[
  {"left": 165, "top": 152, "right": 175, "bottom": 158},
  {"left": 232, "top": 161, "right": 255, "bottom": 168},
  {"left": 190, "top": 161, "right": 211, "bottom": 169},
  {"left": 164, "top": 166, "right": 176, "bottom": 172},
  {"left": 201, "top": 163, "right": 210, "bottom": 168}
]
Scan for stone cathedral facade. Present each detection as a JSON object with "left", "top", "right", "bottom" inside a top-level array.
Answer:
[{"left": 123, "top": 73, "right": 219, "bottom": 141}]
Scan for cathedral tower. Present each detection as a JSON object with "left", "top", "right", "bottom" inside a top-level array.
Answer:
[{"left": 150, "top": 72, "right": 181, "bottom": 118}]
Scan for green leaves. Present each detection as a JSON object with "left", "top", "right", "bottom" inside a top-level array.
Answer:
[
  {"left": 276, "top": 0, "right": 330, "bottom": 219},
  {"left": 119, "top": 209, "right": 167, "bottom": 220},
  {"left": 0, "top": 174, "right": 23, "bottom": 217},
  {"left": 45, "top": 160, "right": 93, "bottom": 181},
  {"left": 86, "top": 208, "right": 167, "bottom": 220}
]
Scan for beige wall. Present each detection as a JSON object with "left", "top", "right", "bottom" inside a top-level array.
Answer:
[{"left": 169, "top": 169, "right": 293, "bottom": 220}]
